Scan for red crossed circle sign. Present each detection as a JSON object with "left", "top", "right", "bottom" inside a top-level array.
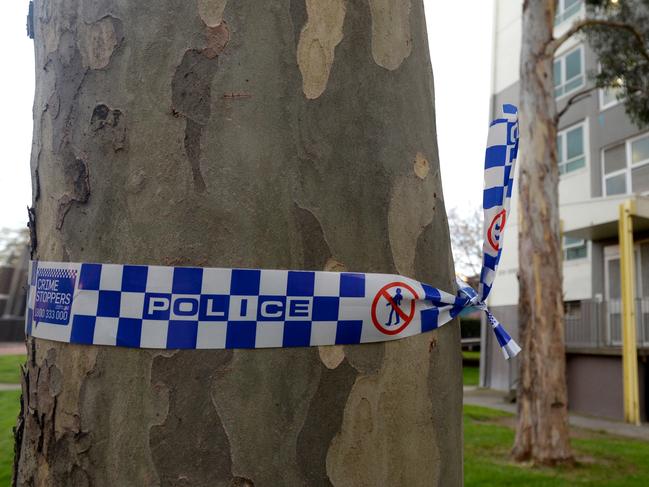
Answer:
[
  {"left": 487, "top": 210, "right": 507, "bottom": 251},
  {"left": 371, "top": 282, "right": 419, "bottom": 335}
]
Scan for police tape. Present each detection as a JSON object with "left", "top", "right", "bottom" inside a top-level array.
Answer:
[{"left": 25, "top": 104, "right": 521, "bottom": 359}]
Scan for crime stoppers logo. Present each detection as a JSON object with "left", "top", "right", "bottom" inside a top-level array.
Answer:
[
  {"left": 33, "top": 268, "right": 77, "bottom": 326},
  {"left": 487, "top": 210, "right": 507, "bottom": 251},
  {"left": 371, "top": 282, "right": 419, "bottom": 335}
]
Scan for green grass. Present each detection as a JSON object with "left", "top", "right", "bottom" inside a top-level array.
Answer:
[
  {"left": 0, "top": 355, "right": 25, "bottom": 384},
  {"left": 464, "top": 404, "right": 649, "bottom": 486},
  {"left": 464, "top": 366, "right": 479, "bottom": 386},
  {"left": 0, "top": 391, "right": 19, "bottom": 486},
  {"left": 463, "top": 350, "right": 480, "bottom": 386},
  {"left": 462, "top": 350, "right": 481, "bottom": 361}
]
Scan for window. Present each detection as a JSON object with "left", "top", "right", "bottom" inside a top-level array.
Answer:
[
  {"left": 555, "top": 0, "right": 582, "bottom": 25},
  {"left": 603, "top": 133, "right": 649, "bottom": 196},
  {"left": 631, "top": 136, "right": 649, "bottom": 193},
  {"left": 564, "top": 236, "right": 588, "bottom": 260},
  {"left": 603, "top": 143, "right": 626, "bottom": 195},
  {"left": 554, "top": 46, "right": 584, "bottom": 98},
  {"left": 600, "top": 86, "right": 623, "bottom": 110},
  {"left": 599, "top": 75, "right": 624, "bottom": 111},
  {"left": 557, "top": 123, "right": 586, "bottom": 174}
]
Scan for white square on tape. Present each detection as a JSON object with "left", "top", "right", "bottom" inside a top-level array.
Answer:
[
  {"left": 99, "top": 264, "right": 123, "bottom": 291},
  {"left": 146, "top": 266, "right": 174, "bottom": 293},
  {"left": 93, "top": 317, "right": 119, "bottom": 346},
  {"left": 140, "top": 320, "right": 169, "bottom": 348},
  {"left": 201, "top": 268, "right": 232, "bottom": 295},
  {"left": 309, "top": 321, "right": 338, "bottom": 346},
  {"left": 120, "top": 292, "right": 145, "bottom": 319},
  {"left": 196, "top": 322, "right": 228, "bottom": 348}
]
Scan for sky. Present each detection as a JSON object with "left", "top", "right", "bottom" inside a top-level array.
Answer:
[{"left": 0, "top": 0, "right": 493, "bottom": 231}]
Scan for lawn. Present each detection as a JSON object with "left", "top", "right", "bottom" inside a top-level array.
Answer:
[
  {"left": 463, "top": 350, "right": 479, "bottom": 386},
  {"left": 0, "top": 391, "right": 19, "bottom": 487},
  {"left": 464, "top": 404, "right": 649, "bottom": 486},
  {"left": 0, "top": 355, "right": 24, "bottom": 384},
  {"left": 463, "top": 365, "right": 479, "bottom": 386}
]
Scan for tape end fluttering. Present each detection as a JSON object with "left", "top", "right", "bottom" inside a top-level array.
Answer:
[{"left": 472, "top": 103, "right": 521, "bottom": 359}]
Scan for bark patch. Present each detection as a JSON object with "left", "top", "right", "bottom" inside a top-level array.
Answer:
[
  {"left": 56, "top": 158, "right": 90, "bottom": 230},
  {"left": 90, "top": 104, "right": 127, "bottom": 151},
  {"left": 387, "top": 173, "right": 436, "bottom": 276},
  {"left": 27, "top": 206, "right": 37, "bottom": 258},
  {"left": 230, "top": 477, "right": 255, "bottom": 487},
  {"left": 297, "top": 360, "right": 357, "bottom": 487},
  {"left": 297, "top": 0, "right": 347, "bottom": 99},
  {"left": 204, "top": 23, "right": 230, "bottom": 59},
  {"left": 343, "top": 342, "right": 384, "bottom": 375},
  {"left": 16, "top": 343, "right": 100, "bottom": 486},
  {"left": 293, "top": 203, "right": 332, "bottom": 270},
  {"left": 413, "top": 152, "right": 429, "bottom": 179},
  {"left": 326, "top": 338, "right": 440, "bottom": 486},
  {"left": 172, "top": 40, "right": 225, "bottom": 192},
  {"left": 77, "top": 16, "right": 122, "bottom": 70},
  {"left": 198, "top": 0, "right": 229, "bottom": 27},
  {"left": 318, "top": 346, "right": 345, "bottom": 369},
  {"left": 368, "top": 0, "right": 412, "bottom": 70},
  {"left": 150, "top": 351, "right": 234, "bottom": 486}
]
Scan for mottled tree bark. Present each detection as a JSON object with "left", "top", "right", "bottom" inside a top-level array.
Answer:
[
  {"left": 512, "top": 0, "right": 573, "bottom": 465},
  {"left": 15, "top": 1, "right": 462, "bottom": 485}
]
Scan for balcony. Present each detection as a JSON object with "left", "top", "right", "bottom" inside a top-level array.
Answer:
[{"left": 564, "top": 298, "right": 649, "bottom": 350}]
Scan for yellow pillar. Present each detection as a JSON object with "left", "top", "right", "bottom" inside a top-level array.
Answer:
[{"left": 618, "top": 200, "right": 641, "bottom": 425}]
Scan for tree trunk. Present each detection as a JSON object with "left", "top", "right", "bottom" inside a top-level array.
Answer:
[
  {"left": 15, "top": 1, "right": 462, "bottom": 485},
  {"left": 512, "top": 0, "right": 573, "bottom": 465}
]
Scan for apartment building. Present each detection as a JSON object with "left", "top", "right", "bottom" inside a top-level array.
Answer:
[{"left": 482, "top": 0, "right": 649, "bottom": 421}]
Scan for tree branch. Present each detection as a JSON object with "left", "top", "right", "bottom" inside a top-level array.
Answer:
[
  {"left": 547, "top": 19, "right": 649, "bottom": 64},
  {"left": 555, "top": 85, "right": 599, "bottom": 122}
]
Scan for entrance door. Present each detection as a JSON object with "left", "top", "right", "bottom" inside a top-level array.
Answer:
[{"left": 605, "top": 246, "right": 644, "bottom": 345}]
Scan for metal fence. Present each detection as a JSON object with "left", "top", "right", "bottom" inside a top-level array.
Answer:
[{"left": 564, "top": 298, "right": 649, "bottom": 349}]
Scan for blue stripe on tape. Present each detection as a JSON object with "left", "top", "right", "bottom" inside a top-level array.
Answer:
[
  {"left": 493, "top": 323, "right": 511, "bottom": 348},
  {"left": 483, "top": 253, "right": 498, "bottom": 271},
  {"left": 485, "top": 145, "right": 507, "bottom": 168},
  {"left": 483, "top": 187, "right": 504, "bottom": 209}
]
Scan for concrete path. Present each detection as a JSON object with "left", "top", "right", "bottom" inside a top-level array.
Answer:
[
  {"left": 0, "top": 384, "right": 20, "bottom": 391},
  {"left": 464, "top": 386, "right": 649, "bottom": 442},
  {"left": 0, "top": 342, "right": 26, "bottom": 356}
]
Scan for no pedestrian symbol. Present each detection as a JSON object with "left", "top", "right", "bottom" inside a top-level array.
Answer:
[
  {"left": 487, "top": 209, "right": 507, "bottom": 251},
  {"left": 371, "top": 282, "right": 419, "bottom": 335}
]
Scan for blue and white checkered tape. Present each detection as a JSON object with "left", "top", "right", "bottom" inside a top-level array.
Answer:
[{"left": 25, "top": 105, "right": 521, "bottom": 359}]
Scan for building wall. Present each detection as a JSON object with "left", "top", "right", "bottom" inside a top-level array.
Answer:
[
  {"left": 492, "top": 0, "right": 523, "bottom": 95},
  {"left": 566, "top": 353, "right": 647, "bottom": 421}
]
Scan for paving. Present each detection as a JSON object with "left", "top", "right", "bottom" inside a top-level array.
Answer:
[
  {"left": 0, "top": 342, "right": 26, "bottom": 356},
  {"left": 464, "top": 386, "right": 649, "bottom": 442}
]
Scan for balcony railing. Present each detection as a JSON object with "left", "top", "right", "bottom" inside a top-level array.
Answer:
[{"left": 564, "top": 298, "right": 649, "bottom": 349}]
